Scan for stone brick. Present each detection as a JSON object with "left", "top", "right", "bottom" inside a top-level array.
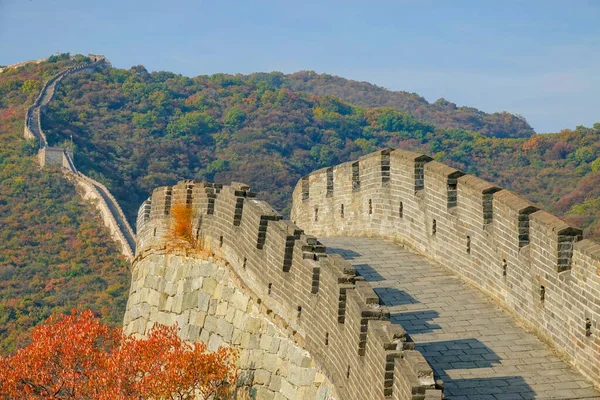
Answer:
[
  {"left": 231, "top": 291, "right": 250, "bottom": 311},
  {"left": 254, "top": 386, "right": 275, "bottom": 400},
  {"left": 287, "top": 365, "right": 316, "bottom": 387},
  {"left": 254, "top": 369, "right": 272, "bottom": 385},
  {"left": 280, "top": 380, "right": 297, "bottom": 400}
]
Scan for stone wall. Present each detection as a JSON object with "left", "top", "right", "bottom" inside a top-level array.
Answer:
[
  {"left": 0, "top": 57, "right": 48, "bottom": 74},
  {"left": 291, "top": 148, "right": 600, "bottom": 387},
  {"left": 24, "top": 59, "right": 105, "bottom": 146},
  {"left": 66, "top": 169, "right": 135, "bottom": 259},
  {"left": 124, "top": 250, "right": 336, "bottom": 400},
  {"left": 38, "top": 146, "right": 66, "bottom": 167},
  {"left": 131, "top": 181, "right": 442, "bottom": 400},
  {"left": 22, "top": 57, "right": 135, "bottom": 261}
]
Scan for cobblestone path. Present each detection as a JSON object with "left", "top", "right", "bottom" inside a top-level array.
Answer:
[{"left": 321, "top": 237, "right": 600, "bottom": 400}]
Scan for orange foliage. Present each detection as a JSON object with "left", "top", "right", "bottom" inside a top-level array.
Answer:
[
  {"left": 521, "top": 135, "right": 542, "bottom": 152},
  {"left": 168, "top": 203, "right": 198, "bottom": 248},
  {"left": 184, "top": 94, "right": 200, "bottom": 106},
  {"left": 0, "top": 108, "right": 18, "bottom": 121},
  {"left": 0, "top": 310, "right": 237, "bottom": 399}
]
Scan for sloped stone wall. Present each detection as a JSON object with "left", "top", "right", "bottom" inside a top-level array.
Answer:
[
  {"left": 23, "top": 58, "right": 135, "bottom": 260},
  {"left": 291, "top": 148, "right": 600, "bottom": 387}
]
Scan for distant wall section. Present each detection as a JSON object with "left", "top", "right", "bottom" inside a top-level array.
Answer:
[
  {"left": 38, "top": 147, "right": 73, "bottom": 168},
  {"left": 24, "top": 58, "right": 107, "bottom": 146},
  {"left": 22, "top": 57, "right": 135, "bottom": 261},
  {"left": 0, "top": 57, "right": 48, "bottom": 74}
]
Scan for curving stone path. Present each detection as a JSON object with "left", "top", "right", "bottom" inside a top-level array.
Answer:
[
  {"left": 39, "top": 78, "right": 59, "bottom": 109},
  {"left": 24, "top": 59, "right": 136, "bottom": 260},
  {"left": 321, "top": 237, "right": 600, "bottom": 400},
  {"left": 28, "top": 74, "right": 61, "bottom": 145}
]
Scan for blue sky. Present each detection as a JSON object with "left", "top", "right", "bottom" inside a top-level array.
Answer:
[{"left": 1, "top": 0, "right": 599, "bottom": 133}]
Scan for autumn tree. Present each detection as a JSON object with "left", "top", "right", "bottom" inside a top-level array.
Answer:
[{"left": 0, "top": 310, "right": 237, "bottom": 399}]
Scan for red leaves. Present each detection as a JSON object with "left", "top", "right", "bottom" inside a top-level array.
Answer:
[
  {"left": 0, "top": 310, "right": 237, "bottom": 399},
  {"left": 0, "top": 310, "right": 118, "bottom": 398},
  {"left": 0, "top": 108, "right": 18, "bottom": 122}
]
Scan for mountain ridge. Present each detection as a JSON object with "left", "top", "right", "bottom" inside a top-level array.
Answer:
[{"left": 249, "top": 70, "right": 535, "bottom": 138}]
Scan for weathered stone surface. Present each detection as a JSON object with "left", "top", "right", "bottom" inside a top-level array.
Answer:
[
  {"left": 254, "top": 369, "right": 272, "bottom": 385},
  {"left": 287, "top": 365, "right": 316, "bottom": 387},
  {"left": 280, "top": 379, "right": 297, "bottom": 400},
  {"left": 124, "top": 254, "right": 335, "bottom": 399},
  {"left": 254, "top": 386, "right": 275, "bottom": 400}
]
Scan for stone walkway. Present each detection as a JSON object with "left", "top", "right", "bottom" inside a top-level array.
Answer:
[{"left": 321, "top": 237, "right": 600, "bottom": 400}]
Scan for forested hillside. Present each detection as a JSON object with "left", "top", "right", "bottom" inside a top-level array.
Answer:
[
  {"left": 272, "top": 71, "right": 535, "bottom": 139},
  {"left": 43, "top": 65, "right": 436, "bottom": 220},
  {"left": 0, "top": 56, "right": 129, "bottom": 354},
  {"left": 42, "top": 64, "right": 600, "bottom": 239}
]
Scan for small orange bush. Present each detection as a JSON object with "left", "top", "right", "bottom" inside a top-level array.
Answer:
[{"left": 168, "top": 203, "right": 198, "bottom": 248}]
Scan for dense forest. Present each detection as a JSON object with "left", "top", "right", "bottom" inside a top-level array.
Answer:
[
  {"left": 0, "top": 55, "right": 599, "bottom": 352},
  {"left": 0, "top": 56, "right": 129, "bottom": 354},
  {"left": 273, "top": 71, "right": 536, "bottom": 139},
  {"left": 42, "top": 64, "right": 600, "bottom": 238}
]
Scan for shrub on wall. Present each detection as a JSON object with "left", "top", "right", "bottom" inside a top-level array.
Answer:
[{"left": 167, "top": 203, "right": 201, "bottom": 249}]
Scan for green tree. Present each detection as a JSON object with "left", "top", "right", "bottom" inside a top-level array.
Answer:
[
  {"left": 132, "top": 111, "right": 158, "bottom": 129},
  {"left": 223, "top": 108, "right": 246, "bottom": 129},
  {"left": 573, "top": 146, "right": 595, "bottom": 163},
  {"left": 21, "top": 80, "right": 40, "bottom": 94},
  {"left": 166, "top": 111, "right": 218, "bottom": 138},
  {"left": 591, "top": 157, "right": 600, "bottom": 173}
]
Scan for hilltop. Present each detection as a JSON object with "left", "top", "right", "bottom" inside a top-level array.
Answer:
[{"left": 257, "top": 70, "right": 535, "bottom": 139}]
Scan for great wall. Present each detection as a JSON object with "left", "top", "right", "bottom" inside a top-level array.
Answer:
[
  {"left": 22, "top": 55, "right": 135, "bottom": 260},
  {"left": 126, "top": 160, "right": 600, "bottom": 399},
  {"left": 20, "top": 59, "right": 600, "bottom": 399}
]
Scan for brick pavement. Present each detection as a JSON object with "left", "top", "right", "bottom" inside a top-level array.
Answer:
[{"left": 321, "top": 237, "right": 600, "bottom": 400}]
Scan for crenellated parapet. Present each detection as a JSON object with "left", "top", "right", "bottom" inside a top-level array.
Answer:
[
  {"left": 291, "top": 148, "right": 600, "bottom": 387},
  {"left": 24, "top": 57, "right": 107, "bottom": 147},
  {"left": 134, "top": 180, "right": 443, "bottom": 400}
]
